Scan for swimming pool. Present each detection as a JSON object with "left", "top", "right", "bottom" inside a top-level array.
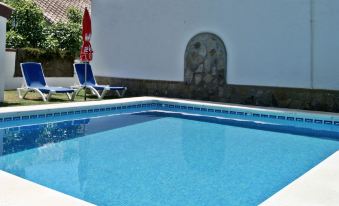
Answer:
[{"left": 1, "top": 98, "right": 339, "bottom": 205}]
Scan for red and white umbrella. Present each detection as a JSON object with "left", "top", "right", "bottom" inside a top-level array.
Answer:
[
  {"left": 80, "top": 7, "right": 93, "bottom": 62},
  {"left": 80, "top": 7, "right": 93, "bottom": 100}
]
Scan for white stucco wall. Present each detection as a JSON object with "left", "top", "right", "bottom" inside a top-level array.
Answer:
[
  {"left": 3, "top": 51, "right": 17, "bottom": 89},
  {"left": 312, "top": 0, "right": 339, "bottom": 90},
  {"left": 0, "top": 17, "right": 6, "bottom": 102},
  {"left": 92, "top": 0, "right": 339, "bottom": 90}
]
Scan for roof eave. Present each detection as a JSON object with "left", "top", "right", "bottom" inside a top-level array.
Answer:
[{"left": 0, "top": 2, "right": 13, "bottom": 19}]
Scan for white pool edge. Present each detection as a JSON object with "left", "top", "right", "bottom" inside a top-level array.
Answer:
[
  {"left": 0, "top": 170, "right": 95, "bottom": 206},
  {"left": 1, "top": 96, "right": 339, "bottom": 206},
  {"left": 1, "top": 96, "right": 339, "bottom": 118},
  {"left": 260, "top": 151, "right": 339, "bottom": 206}
]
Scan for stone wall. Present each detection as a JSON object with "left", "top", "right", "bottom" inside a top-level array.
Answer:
[{"left": 96, "top": 33, "right": 339, "bottom": 113}]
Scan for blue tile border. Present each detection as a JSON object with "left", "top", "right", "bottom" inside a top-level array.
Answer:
[
  {"left": 0, "top": 101, "right": 338, "bottom": 129},
  {"left": 315, "top": 119, "right": 323, "bottom": 124},
  {"left": 261, "top": 114, "right": 269, "bottom": 118},
  {"left": 287, "top": 117, "right": 295, "bottom": 121},
  {"left": 324, "top": 121, "right": 333, "bottom": 125},
  {"left": 158, "top": 103, "right": 339, "bottom": 127},
  {"left": 4, "top": 117, "right": 12, "bottom": 122},
  {"left": 38, "top": 114, "right": 46, "bottom": 118}
]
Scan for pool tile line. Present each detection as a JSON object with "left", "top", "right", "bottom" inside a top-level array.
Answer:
[
  {"left": 155, "top": 103, "right": 338, "bottom": 126},
  {"left": 0, "top": 100, "right": 338, "bottom": 128}
]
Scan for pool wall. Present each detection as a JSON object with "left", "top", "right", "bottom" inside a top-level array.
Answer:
[
  {"left": 1, "top": 97, "right": 339, "bottom": 132},
  {"left": 1, "top": 97, "right": 339, "bottom": 206}
]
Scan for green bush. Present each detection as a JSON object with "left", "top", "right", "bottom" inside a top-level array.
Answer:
[
  {"left": 18, "top": 47, "right": 74, "bottom": 60},
  {"left": 44, "top": 22, "right": 82, "bottom": 55},
  {"left": 6, "top": 30, "right": 26, "bottom": 48},
  {"left": 7, "top": 0, "right": 46, "bottom": 48},
  {"left": 3, "top": 0, "right": 82, "bottom": 56},
  {"left": 67, "top": 7, "right": 82, "bottom": 24}
]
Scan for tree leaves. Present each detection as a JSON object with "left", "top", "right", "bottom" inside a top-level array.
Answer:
[{"left": 4, "top": 0, "right": 82, "bottom": 57}]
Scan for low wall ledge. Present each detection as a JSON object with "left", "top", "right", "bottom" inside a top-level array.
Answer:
[{"left": 6, "top": 48, "right": 16, "bottom": 52}]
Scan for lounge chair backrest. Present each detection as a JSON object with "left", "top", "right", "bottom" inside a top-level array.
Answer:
[
  {"left": 74, "top": 63, "right": 96, "bottom": 86},
  {"left": 21, "top": 62, "right": 47, "bottom": 87}
]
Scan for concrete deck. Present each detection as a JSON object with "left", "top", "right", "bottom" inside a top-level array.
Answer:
[{"left": 0, "top": 171, "right": 95, "bottom": 206}]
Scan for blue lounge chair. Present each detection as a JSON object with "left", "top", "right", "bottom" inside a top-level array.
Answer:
[
  {"left": 73, "top": 63, "right": 127, "bottom": 99},
  {"left": 18, "top": 62, "right": 76, "bottom": 102}
]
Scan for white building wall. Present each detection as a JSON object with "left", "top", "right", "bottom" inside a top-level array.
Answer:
[
  {"left": 92, "top": 0, "right": 339, "bottom": 90},
  {"left": 312, "top": 0, "right": 339, "bottom": 90},
  {"left": 220, "top": 0, "right": 311, "bottom": 88},
  {"left": 3, "top": 51, "right": 18, "bottom": 89},
  {"left": 0, "top": 17, "right": 6, "bottom": 102}
]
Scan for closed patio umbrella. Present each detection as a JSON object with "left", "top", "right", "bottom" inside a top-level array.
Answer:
[{"left": 80, "top": 7, "right": 93, "bottom": 101}]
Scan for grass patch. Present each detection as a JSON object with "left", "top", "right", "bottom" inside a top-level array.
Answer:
[{"left": 1, "top": 90, "right": 119, "bottom": 107}]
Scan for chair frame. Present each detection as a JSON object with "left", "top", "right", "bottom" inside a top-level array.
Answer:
[
  {"left": 73, "top": 63, "right": 127, "bottom": 100},
  {"left": 18, "top": 63, "right": 76, "bottom": 102}
]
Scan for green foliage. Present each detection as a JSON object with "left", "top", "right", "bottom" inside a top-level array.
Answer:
[
  {"left": 7, "top": 0, "right": 46, "bottom": 48},
  {"left": 6, "top": 30, "right": 26, "bottom": 48},
  {"left": 67, "top": 7, "right": 82, "bottom": 24},
  {"left": 4, "top": 0, "right": 83, "bottom": 56},
  {"left": 43, "top": 22, "right": 82, "bottom": 55},
  {"left": 17, "top": 47, "right": 74, "bottom": 60}
]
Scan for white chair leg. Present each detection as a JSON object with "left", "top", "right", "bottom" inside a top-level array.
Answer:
[
  {"left": 74, "top": 88, "right": 83, "bottom": 97},
  {"left": 32, "top": 89, "right": 47, "bottom": 102},
  {"left": 46, "top": 91, "right": 56, "bottom": 102},
  {"left": 17, "top": 88, "right": 29, "bottom": 99},
  {"left": 100, "top": 89, "right": 109, "bottom": 100},
  {"left": 115, "top": 88, "right": 127, "bottom": 98},
  {"left": 115, "top": 90, "right": 122, "bottom": 98},
  {"left": 88, "top": 86, "right": 101, "bottom": 99},
  {"left": 66, "top": 93, "right": 72, "bottom": 100}
]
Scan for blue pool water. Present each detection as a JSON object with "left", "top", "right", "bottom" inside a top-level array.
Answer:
[{"left": 1, "top": 111, "right": 339, "bottom": 205}]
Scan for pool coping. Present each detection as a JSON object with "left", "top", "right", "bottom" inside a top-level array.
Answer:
[
  {"left": 1, "top": 96, "right": 339, "bottom": 205},
  {"left": 260, "top": 151, "right": 339, "bottom": 206},
  {"left": 1, "top": 97, "right": 339, "bottom": 126},
  {"left": 0, "top": 171, "right": 95, "bottom": 206},
  {"left": 1, "top": 96, "right": 339, "bottom": 117}
]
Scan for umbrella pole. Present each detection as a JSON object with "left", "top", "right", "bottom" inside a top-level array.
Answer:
[{"left": 84, "top": 62, "right": 87, "bottom": 101}]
